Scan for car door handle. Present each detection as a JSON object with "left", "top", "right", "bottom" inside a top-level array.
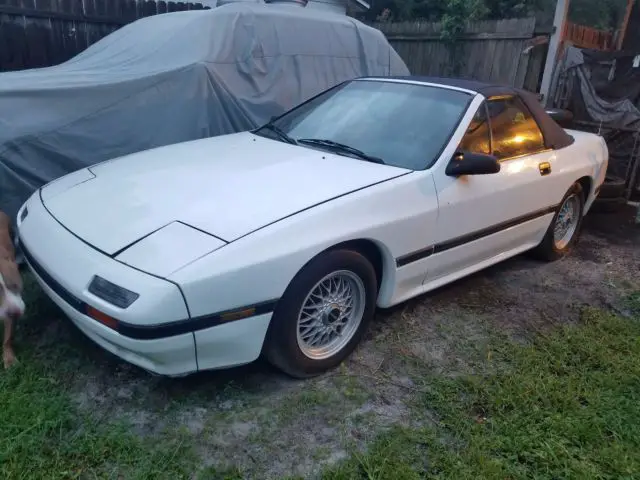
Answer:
[{"left": 539, "top": 162, "right": 552, "bottom": 176}]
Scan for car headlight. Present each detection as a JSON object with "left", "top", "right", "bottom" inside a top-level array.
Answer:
[
  {"left": 19, "top": 205, "right": 28, "bottom": 223},
  {"left": 88, "top": 276, "right": 139, "bottom": 309},
  {"left": 16, "top": 201, "right": 29, "bottom": 228}
]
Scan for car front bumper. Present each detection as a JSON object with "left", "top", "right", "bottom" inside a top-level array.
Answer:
[
  {"left": 28, "top": 260, "right": 197, "bottom": 376},
  {"left": 17, "top": 192, "right": 271, "bottom": 376}
]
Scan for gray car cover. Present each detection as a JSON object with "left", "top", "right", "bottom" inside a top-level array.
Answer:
[{"left": 0, "top": 3, "right": 409, "bottom": 221}]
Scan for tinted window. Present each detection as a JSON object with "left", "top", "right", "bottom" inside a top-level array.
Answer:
[
  {"left": 258, "top": 80, "right": 471, "bottom": 170},
  {"left": 487, "top": 96, "right": 546, "bottom": 160},
  {"left": 458, "top": 102, "right": 491, "bottom": 155}
]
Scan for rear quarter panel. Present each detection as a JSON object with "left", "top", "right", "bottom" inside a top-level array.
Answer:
[{"left": 563, "top": 129, "right": 609, "bottom": 211}]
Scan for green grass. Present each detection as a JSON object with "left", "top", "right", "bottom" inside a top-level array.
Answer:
[
  {"left": 624, "top": 291, "right": 640, "bottom": 317},
  {"left": 1, "top": 278, "right": 200, "bottom": 479},
  {"left": 2, "top": 279, "right": 639, "bottom": 479},
  {"left": 0, "top": 349, "right": 202, "bottom": 479},
  {"left": 323, "top": 307, "right": 640, "bottom": 480}
]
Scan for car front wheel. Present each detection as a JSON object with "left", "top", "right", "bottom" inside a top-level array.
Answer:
[{"left": 264, "top": 249, "right": 377, "bottom": 378}]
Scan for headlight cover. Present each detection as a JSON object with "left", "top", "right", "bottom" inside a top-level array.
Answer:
[
  {"left": 114, "top": 222, "right": 226, "bottom": 278},
  {"left": 18, "top": 204, "right": 28, "bottom": 224},
  {"left": 88, "top": 276, "right": 140, "bottom": 309}
]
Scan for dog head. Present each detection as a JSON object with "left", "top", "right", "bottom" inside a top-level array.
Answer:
[{"left": 0, "top": 260, "right": 25, "bottom": 321}]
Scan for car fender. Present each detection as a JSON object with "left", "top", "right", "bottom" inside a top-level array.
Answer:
[{"left": 168, "top": 171, "right": 439, "bottom": 317}]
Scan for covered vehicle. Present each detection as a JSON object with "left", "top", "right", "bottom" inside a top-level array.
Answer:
[
  {"left": 0, "top": 2, "right": 408, "bottom": 221},
  {"left": 18, "top": 77, "right": 608, "bottom": 378}
]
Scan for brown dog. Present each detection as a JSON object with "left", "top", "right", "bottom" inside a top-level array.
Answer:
[{"left": 0, "top": 211, "right": 25, "bottom": 368}]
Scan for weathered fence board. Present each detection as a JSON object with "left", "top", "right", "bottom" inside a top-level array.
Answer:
[
  {"left": 373, "top": 17, "right": 547, "bottom": 91},
  {"left": 564, "top": 21, "right": 614, "bottom": 51},
  {"left": 2, "top": 5, "right": 550, "bottom": 92},
  {"left": 0, "top": 0, "right": 207, "bottom": 71}
]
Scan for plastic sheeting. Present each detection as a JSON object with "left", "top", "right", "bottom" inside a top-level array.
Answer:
[
  {"left": 551, "top": 46, "right": 640, "bottom": 191},
  {"left": 554, "top": 47, "right": 640, "bottom": 127},
  {"left": 0, "top": 3, "right": 409, "bottom": 221}
]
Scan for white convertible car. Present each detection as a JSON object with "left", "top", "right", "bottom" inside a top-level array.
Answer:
[{"left": 17, "top": 77, "right": 608, "bottom": 378}]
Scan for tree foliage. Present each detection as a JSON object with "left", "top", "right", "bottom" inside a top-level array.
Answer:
[
  {"left": 366, "top": 0, "right": 631, "bottom": 32},
  {"left": 568, "top": 0, "right": 630, "bottom": 30}
]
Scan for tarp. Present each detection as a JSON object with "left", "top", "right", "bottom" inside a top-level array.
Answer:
[
  {"left": 550, "top": 46, "right": 640, "bottom": 186},
  {"left": 554, "top": 47, "right": 640, "bottom": 128},
  {"left": 0, "top": 3, "right": 409, "bottom": 221}
]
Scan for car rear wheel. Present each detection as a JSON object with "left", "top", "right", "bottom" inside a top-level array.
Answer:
[
  {"left": 264, "top": 249, "right": 377, "bottom": 378},
  {"left": 530, "top": 181, "right": 585, "bottom": 261}
]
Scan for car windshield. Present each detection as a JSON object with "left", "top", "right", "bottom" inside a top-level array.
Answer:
[{"left": 254, "top": 79, "right": 472, "bottom": 170}]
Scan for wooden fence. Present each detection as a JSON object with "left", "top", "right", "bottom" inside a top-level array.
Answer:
[
  {"left": 373, "top": 18, "right": 550, "bottom": 92},
  {"left": 0, "top": 0, "right": 207, "bottom": 71},
  {"left": 564, "top": 22, "right": 614, "bottom": 51},
  {"left": 2, "top": 5, "right": 551, "bottom": 92}
]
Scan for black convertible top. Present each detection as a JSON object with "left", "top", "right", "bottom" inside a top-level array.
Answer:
[{"left": 362, "top": 75, "right": 575, "bottom": 151}]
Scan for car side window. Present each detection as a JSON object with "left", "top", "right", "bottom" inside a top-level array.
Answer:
[
  {"left": 458, "top": 102, "right": 491, "bottom": 155},
  {"left": 487, "top": 96, "right": 546, "bottom": 160}
]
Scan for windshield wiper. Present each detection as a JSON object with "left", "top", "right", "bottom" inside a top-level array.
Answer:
[
  {"left": 297, "top": 138, "right": 386, "bottom": 165},
  {"left": 258, "top": 123, "right": 298, "bottom": 145}
]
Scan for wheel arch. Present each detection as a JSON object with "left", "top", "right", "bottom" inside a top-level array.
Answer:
[
  {"left": 319, "top": 238, "right": 396, "bottom": 305},
  {"left": 576, "top": 175, "right": 593, "bottom": 199},
  {"left": 276, "top": 238, "right": 397, "bottom": 308},
  {"left": 576, "top": 175, "right": 594, "bottom": 214}
]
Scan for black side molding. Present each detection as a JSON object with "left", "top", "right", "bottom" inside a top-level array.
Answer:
[
  {"left": 118, "top": 300, "right": 278, "bottom": 340},
  {"left": 396, "top": 204, "right": 559, "bottom": 268}
]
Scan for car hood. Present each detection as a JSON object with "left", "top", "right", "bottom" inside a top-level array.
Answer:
[{"left": 41, "top": 132, "right": 408, "bottom": 255}]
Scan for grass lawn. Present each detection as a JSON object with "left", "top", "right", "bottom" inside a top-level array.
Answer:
[
  {"left": 2, "top": 286, "right": 639, "bottom": 479},
  {"left": 323, "top": 305, "right": 640, "bottom": 479}
]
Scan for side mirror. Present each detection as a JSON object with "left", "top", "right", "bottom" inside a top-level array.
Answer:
[
  {"left": 446, "top": 151, "right": 500, "bottom": 177},
  {"left": 545, "top": 108, "right": 574, "bottom": 127}
]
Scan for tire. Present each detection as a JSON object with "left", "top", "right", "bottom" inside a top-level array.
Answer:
[
  {"left": 599, "top": 174, "right": 626, "bottom": 199},
  {"left": 264, "top": 249, "right": 377, "bottom": 379},
  {"left": 530, "top": 182, "right": 585, "bottom": 262}
]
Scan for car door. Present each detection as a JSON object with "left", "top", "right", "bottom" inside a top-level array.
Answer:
[{"left": 426, "top": 95, "right": 560, "bottom": 283}]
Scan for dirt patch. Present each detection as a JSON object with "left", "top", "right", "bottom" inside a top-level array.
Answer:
[{"left": 17, "top": 210, "right": 640, "bottom": 479}]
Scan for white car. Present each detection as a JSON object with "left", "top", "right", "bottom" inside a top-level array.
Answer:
[{"left": 17, "top": 77, "right": 608, "bottom": 378}]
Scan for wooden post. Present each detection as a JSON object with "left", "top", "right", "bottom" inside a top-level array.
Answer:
[
  {"left": 617, "top": 0, "right": 635, "bottom": 50},
  {"left": 539, "top": 0, "right": 571, "bottom": 106}
]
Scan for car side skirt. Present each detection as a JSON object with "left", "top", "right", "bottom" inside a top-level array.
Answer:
[{"left": 395, "top": 203, "right": 559, "bottom": 267}]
